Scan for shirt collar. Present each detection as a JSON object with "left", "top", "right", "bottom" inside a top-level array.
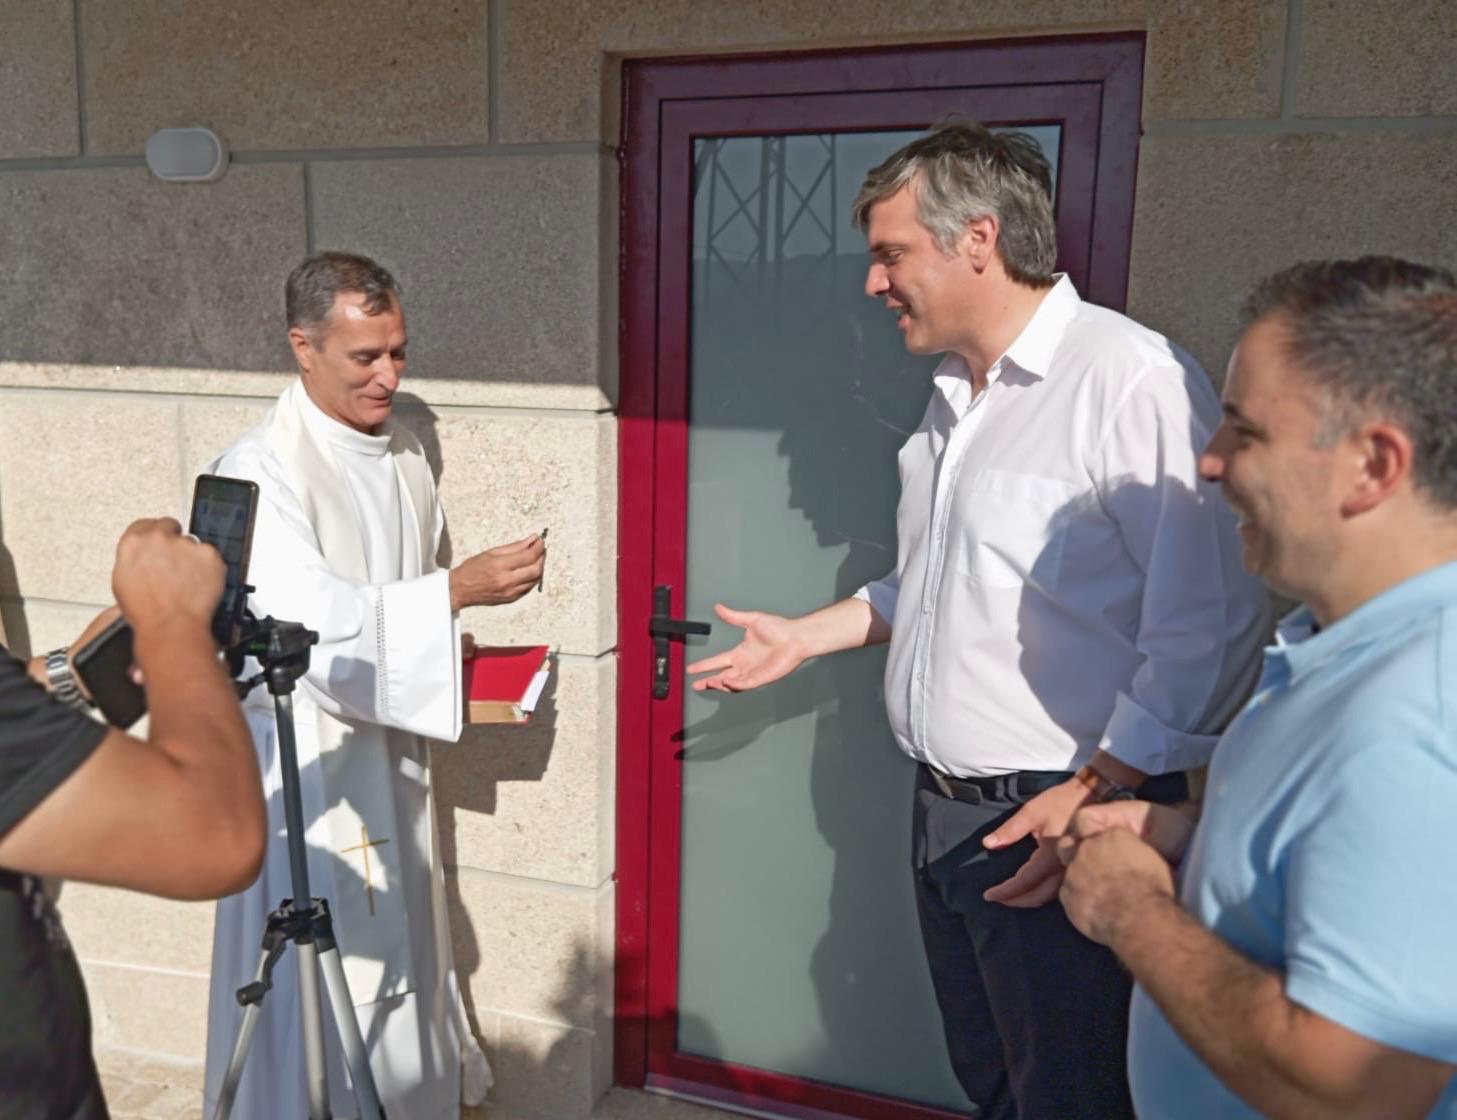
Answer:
[
  {"left": 1001, "top": 273, "right": 1080, "bottom": 380},
  {"left": 930, "top": 274, "right": 1081, "bottom": 409},
  {"left": 1268, "top": 560, "right": 1457, "bottom": 683}
]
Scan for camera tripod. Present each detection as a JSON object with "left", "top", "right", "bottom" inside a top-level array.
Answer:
[{"left": 211, "top": 614, "right": 386, "bottom": 1120}]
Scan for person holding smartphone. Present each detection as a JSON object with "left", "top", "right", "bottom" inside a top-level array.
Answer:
[{"left": 0, "top": 518, "right": 264, "bottom": 1119}]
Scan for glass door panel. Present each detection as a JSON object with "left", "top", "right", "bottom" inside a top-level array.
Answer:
[{"left": 678, "top": 127, "right": 1060, "bottom": 1110}]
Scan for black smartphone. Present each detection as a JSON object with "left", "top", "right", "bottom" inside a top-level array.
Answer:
[
  {"left": 73, "top": 616, "right": 146, "bottom": 728},
  {"left": 189, "top": 474, "right": 260, "bottom": 648}
]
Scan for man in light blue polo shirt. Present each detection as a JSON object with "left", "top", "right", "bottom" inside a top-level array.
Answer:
[{"left": 1056, "top": 256, "right": 1457, "bottom": 1118}]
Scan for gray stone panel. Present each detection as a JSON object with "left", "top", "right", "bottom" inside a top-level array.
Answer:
[
  {"left": 1297, "top": 1, "right": 1457, "bottom": 117},
  {"left": 312, "top": 154, "right": 615, "bottom": 409},
  {"left": 1127, "top": 131, "right": 1457, "bottom": 384},
  {"left": 0, "top": 0, "right": 79, "bottom": 157},
  {"left": 496, "top": 0, "right": 1286, "bottom": 144},
  {"left": 0, "top": 164, "right": 303, "bottom": 371},
  {"left": 79, "top": 0, "right": 488, "bottom": 155}
]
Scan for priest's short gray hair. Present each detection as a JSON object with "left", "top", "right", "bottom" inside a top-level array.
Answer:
[
  {"left": 286, "top": 252, "right": 401, "bottom": 344},
  {"left": 1243, "top": 256, "right": 1457, "bottom": 507},
  {"left": 851, "top": 122, "right": 1056, "bottom": 288}
]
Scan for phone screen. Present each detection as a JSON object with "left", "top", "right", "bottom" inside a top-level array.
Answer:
[{"left": 188, "top": 475, "right": 259, "bottom": 647}]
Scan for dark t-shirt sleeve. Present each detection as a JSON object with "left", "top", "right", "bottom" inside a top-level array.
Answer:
[{"left": 0, "top": 647, "right": 108, "bottom": 836}]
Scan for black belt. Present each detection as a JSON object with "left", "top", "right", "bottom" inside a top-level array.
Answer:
[
  {"left": 921, "top": 763, "right": 1189, "bottom": 806},
  {"left": 922, "top": 764, "right": 1072, "bottom": 805}
]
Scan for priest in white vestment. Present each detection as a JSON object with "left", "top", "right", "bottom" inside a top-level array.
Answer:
[{"left": 202, "top": 253, "right": 545, "bottom": 1120}]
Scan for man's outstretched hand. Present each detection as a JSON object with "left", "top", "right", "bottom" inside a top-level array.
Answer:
[{"left": 685, "top": 604, "right": 807, "bottom": 692}]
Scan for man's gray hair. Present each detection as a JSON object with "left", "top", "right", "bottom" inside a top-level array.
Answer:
[
  {"left": 285, "top": 251, "right": 400, "bottom": 343},
  {"left": 1243, "top": 256, "right": 1457, "bottom": 507},
  {"left": 851, "top": 121, "right": 1057, "bottom": 287}
]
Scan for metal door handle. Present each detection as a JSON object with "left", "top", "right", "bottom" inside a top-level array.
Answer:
[{"left": 650, "top": 585, "right": 711, "bottom": 699}]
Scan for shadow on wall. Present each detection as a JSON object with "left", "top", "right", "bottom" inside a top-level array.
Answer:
[
  {"left": 451, "top": 928, "right": 723, "bottom": 1120},
  {"left": 395, "top": 391, "right": 582, "bottom": 1112},
  {"left": 0, "top": 489, "right": 32, "bottom": 654}
]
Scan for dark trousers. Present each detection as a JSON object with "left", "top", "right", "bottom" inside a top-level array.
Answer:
[{"left": 912, "top": 766, "right": 1186, "bottom": 1120}]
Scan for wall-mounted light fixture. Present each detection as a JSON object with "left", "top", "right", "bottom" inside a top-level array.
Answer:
[{"left": 144, "top": 127, "right": 229, "bottom": 183}]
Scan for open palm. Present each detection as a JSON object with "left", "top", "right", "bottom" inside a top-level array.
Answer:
[{"left": 685, "top": 603, "right": 807, "bottom": 692}]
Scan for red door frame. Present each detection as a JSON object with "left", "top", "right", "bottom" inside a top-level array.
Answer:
[{"left": 617, "top": 34, "right": 1146, "bottom": 1119}]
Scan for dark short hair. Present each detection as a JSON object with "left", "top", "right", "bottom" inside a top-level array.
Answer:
[
  {"left": 851, "top": 121, "right": 1056, "bottom": 287},
  {"left": 1243, "top": 256, "right": 1457, "bottom": 507},
  {"left": 285, "top": 252, "right": 400, "bottom": 341}
]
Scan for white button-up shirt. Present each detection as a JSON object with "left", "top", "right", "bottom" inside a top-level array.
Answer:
[{"left": 857, "top": 276, "right": 1269, "bottom": 778}]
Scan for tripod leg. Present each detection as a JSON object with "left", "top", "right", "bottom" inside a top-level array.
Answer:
[
  {"left": 296, "top": 939, "right": 331, "bottom": 1120},
  {"left": 317, "top": 942, "right": 386, "bottom": 1120},
  {"left": 212, "top": 947, "right": 274, "bottom": 1120}
]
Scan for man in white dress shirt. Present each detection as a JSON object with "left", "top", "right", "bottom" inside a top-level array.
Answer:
[
  {"left": 202, "top": 253, "right": 545, "bottom": 1119},
  {"left": 687, "top": 124, "right": 1269, "bottom": 1118}
]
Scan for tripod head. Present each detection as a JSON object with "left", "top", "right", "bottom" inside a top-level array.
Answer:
[{"left": 228, "top": 603, "right": 318, "bottom": 699}]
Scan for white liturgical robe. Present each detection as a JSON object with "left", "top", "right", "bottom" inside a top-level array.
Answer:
[{"left": 202, "top": 380, "right": 489, "bottom": 1119}]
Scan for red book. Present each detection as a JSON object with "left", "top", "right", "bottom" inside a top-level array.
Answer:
[{"left": 464, "top": 646, "right": 551, "bottom": 724}]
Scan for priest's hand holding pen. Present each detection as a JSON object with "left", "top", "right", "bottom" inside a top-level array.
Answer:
[{"left": 448, "top": 531, "right": 547, "bottom": 611}]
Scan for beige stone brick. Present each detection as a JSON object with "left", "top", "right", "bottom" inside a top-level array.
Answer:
[
  {"left": 391, "top": 405, "right": 617, "bottom": 655},
  {"left": 0, "top": 391, "right": 185, "bottom": 603},
  {"left": 1127, "top": 131, "right": 1457, "bottom": 382},
  {"left": 179, "top": 396, "right": 274, "bottom": 479},
  {"left": 0, "top": 164, "right": 303, "bottom": 373},
  {"left": 1296, "top": 1, "right": 1457, "bottom": 117},
  {"left": 0, "top": 0, "right": 78, "bottom": 158},
  {"left": 489, "top": 1014, "right": 604, "bottom": 1120},
  {"left": 310, "top": 154, "right": 616, "bottom": 410},
  {"left": 436, "top": 653, "right": 614, "bottom": 887},
  {"left": 0, "top": 596, "right": 102, "bottom": 659},
  {"left": 496, "top": 0, "right": 1285, "bottom": 145},
  {"left": 79, "top": 0, "right": 488, "bottom": 155},
  {"left": 61, "top": 882, "right": 216, "bottom": 975},
  {"left": 449, "top": 870, "right": 612, "bottom": 1034},
  {"left": 81, "top": 961, "right": 210, "bottom": 1061}
]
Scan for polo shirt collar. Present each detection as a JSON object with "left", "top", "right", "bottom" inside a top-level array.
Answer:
[{"left": 1270, "top": 560, "right": 1457, "bottom": 683}]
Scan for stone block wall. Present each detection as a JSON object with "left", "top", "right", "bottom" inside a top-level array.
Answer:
[{"left": 1, "top": 1, "right": 1453, "bottom": 1117}]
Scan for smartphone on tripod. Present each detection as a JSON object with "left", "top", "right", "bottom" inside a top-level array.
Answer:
[{"left": 74, "top": 475, "right": 259, "bottom": 727}]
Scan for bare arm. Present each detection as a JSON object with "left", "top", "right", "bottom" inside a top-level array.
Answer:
[
  {"left": 1061, "top": 830, "right": 1455, "bottom": 1119},
  {"left": 686, "top": 597, "right": 889, "bottom": 693},
  {"left": 0, "top": 519, "right": 265, "bottom": 901}
]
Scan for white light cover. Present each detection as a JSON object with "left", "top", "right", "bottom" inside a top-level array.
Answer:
[{"left": 144, "top": 127, "right": 228, "bottom": 183}]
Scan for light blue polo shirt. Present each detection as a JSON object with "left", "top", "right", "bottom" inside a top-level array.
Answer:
[{"left": 1129, "top": 562, "right": 1457, "bottom": 1118}]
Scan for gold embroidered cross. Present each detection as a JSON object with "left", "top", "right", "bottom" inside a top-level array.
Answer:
[{"left": 341, "top": 826, "right": 391, "bottom": 916}]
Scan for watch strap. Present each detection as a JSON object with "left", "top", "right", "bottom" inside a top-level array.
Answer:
[
  {"left": 1074, "top": 762, "right": 1136, "bottom": 804},
  {"left": 44, "top": 647, "right": 91, "bottom": 711}
]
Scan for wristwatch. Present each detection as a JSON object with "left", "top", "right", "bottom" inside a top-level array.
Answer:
[
  {"left": 1074, "top": 763, "right": 1137, "bottom": 803},
  {"left": 43, "top": 648, "right": 91, "bottom": 711}
]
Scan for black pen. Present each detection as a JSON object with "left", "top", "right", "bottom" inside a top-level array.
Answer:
[{"left": 537, "top": 528, "right": 548, "bottom": 593}]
